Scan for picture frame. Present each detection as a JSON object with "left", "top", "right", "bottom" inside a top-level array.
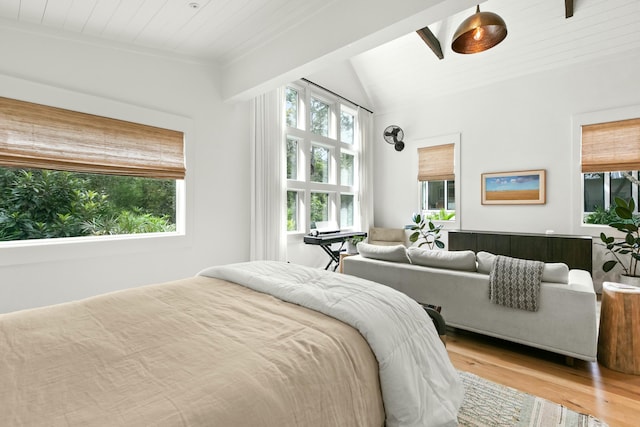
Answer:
[{"left": 481, "top": 169, "right": 546, "bottom": 205}]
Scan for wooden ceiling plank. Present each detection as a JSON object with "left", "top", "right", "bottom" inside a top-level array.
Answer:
[
  {"left": 565, "top": 0, "right": 574, "bottom": 18},
  {"left": 416, "top": 26, "right": 444, "bottom": 60}
]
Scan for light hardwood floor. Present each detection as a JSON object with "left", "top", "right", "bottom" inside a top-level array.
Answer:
[{"left": 446, "top": 328, "right": 640, "bottom": 427}]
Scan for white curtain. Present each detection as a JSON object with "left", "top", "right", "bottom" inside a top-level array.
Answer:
[
  {"left": 250, "top": 88, "right": 287, "bottom": 261},
  {"left": 358, "top": 108, "right": 374, "bottom": 234}
]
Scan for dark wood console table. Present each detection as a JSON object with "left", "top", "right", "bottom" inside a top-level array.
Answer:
[{"left": 448, "top": 230, "right": 593, "bottom": 273}]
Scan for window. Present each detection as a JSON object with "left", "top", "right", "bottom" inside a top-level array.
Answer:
[
  {"left": 286, "top": 137, "right": 298, "bottom": 180},
  {"left": 310, "top": 97, "right": 330, "bottom": 137},
  {"left": 287, "top": 190, "right": 299, "bottom": 232},
  {"left": 0, "top": 96, "right": 185, "bottom": 242},
  {"left": 310, "top": 144, "right": 330, "bottom": 183},
  {"left": 340, "top": 111, "right": 354, "bottom": 144},
  {"left": 580, "top": 116, "right": 640, "bottom": 224},
  {"left": 284, "top": 82, "right": 360, "bottom": 232},
  {"left": 418, "top": 143, "right": 457, "bottom": 221}
]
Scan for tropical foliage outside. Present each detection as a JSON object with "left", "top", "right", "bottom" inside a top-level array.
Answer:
[{"left": 0, "top": 167, "right": 176, "bottom": 242}]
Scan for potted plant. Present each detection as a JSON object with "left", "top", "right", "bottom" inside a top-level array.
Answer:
[
  {"left": 600, "top": 197, "right": 640, "bottom": 286},
  {"left": 409, "top": 213, "right": 445, "bottom": 249},
  {"left": 346, "top": 235, "right": 366, "bottom": 254}
]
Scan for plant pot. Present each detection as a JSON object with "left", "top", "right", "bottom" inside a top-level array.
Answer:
[
  {"left": 618, "top": 274, "right": 640, "bottom": 288},
  {"left": 346, "top": 241, "right": 358, "bottom": 255}
]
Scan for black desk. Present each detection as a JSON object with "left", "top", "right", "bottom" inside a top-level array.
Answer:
[{"left": 303, "top": 231, "right": 367, "bottom": 271}]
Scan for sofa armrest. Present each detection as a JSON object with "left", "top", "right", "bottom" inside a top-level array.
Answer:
[{"left": 567, "top": 269, "right": 595, "bottom": 293}]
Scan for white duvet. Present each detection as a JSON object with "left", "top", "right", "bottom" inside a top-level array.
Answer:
[{"left": 199, "top": 261, "right": 463, "bottom": 427}]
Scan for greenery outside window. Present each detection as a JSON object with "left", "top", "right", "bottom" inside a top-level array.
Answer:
[
  {"left": 285, "top": 87, "right": 299, "bottom": 129},
  {"left": 579, "top": 115, "right": 640, "bottom": 226},
  {"left": 0, "top": 96, "right": 184, "bottom": 243},
  {"left": 340, "top": 111, "right": 354, "bottom": 144},
  {"left": 310, "top": 144, "right": 330, "bottom": 183},
  {"left": 286, "top": 137, "right": 298, "bottom": 180},
  {"left": 284, "top": 81, "right": 360, "bottom": 233},
  {"left": 287, "top": 190, "right": 299, "bottom": 232},
  {"left": 310, "top": 97, "right": 330, "bottom": 137},
  {"left": 583, "top": 171, "right": 639, "bottom": 224},
  {"left": 310, "top": 192, "right": 329, "bottom": 229}
]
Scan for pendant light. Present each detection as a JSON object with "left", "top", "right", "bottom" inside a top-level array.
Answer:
[{"left": 451, "top": 5, "right": 507, "bottom": 54}]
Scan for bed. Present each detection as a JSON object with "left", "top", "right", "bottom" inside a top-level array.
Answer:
[{"left": 0, "top": 261, "right": 463, "bottom": 426}]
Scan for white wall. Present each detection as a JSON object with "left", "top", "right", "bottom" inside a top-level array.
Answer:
[
  {"left": 0, "top": 28, "right": 251, "bottom": 313},
  {"left": 371, "top": 50, "right": 640, "bottom": 288},
  {"left": 372, "top": 50, "right": 640, "bottom": 233}
]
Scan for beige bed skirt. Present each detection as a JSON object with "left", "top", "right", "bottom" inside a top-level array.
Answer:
[{"left": 0, "top": 276, "right": 384, "bottom": 426}]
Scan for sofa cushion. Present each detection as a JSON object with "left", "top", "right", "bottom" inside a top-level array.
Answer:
[
  {"left": 408, "top": 248, "right": 476, "bottom": 272},
  {"left": 476, "top": 251, "right": 495, "bottom": 275},
  {"left": 357, "top": 242, "right": 410, "bottom": 263},
  {"left": 542, "top": 263, "right": 570, "bottom": 284},
  {"left": 476, "top": 251, "right": 569, "bottom": 283}
]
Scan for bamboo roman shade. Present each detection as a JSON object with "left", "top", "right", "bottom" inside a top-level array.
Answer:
[
  {"left": 0, "top": 96, "right": 185, "bottom": 179},
  {"left": 581, "top": 118, "right": 640, "bottom": 173},
  {"left": 418, "top": 143, "right": 455, "bottom": 181}
]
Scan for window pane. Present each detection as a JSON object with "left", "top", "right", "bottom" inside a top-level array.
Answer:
[
  {"left": 447, "top": 180, "right": 456, "bottom": 210},
  {"left": 610, "top": 171, "right": 632, "bottom": 204},
  {"left": 341, "top": 111, "right": 354, "bottom": 144},
  {"left": 287, "top": 191, "right": 298, "bottom": 231},
  {"left": 310, "top": 98, "right": 329, "bottom": 137},
  {"left": 285, "top": 87, "right": 298, "bottom": 128},
  {"left": 340, "top": 194, "right": 354, "bottom": 227},
  {"left": 310, "top": 192, "right": 329, "bottom": 228},
  {"left": 340, "top": 153, "right": 354, "bottom": 186},
  {"left": 0, "top": 167, "right": 176, "bottom": 241},
  {"left": 583, "top": 173, "right": 604, "bottom": 212},
  {"left": 310, "top": 145, "right": 329, "bottom": 183},
  {"left": 286, "top": 138, "right": 298, "bottom": 180},
  {"left": 420, "top": 181, "right": 428, "bottom": 210},
  {"left": 427, "top": 180, "right": 445, "bottom": 210}
]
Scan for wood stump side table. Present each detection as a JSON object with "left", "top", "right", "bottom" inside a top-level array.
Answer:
[{"left": 597, "top": 282, "right": 640, "bottom": 375}]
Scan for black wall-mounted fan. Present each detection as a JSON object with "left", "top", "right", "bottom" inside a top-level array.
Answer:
[{"left": 383, "top": 125, "right": 405, "bottom": 151}]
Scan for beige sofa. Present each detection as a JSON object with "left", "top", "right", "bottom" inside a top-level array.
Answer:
[{"left": 343, "top": 244, "right": 599, "bottom": 362}]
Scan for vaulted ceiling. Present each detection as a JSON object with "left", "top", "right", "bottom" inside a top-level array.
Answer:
[{"left": 1, "top": 0, "right": 638, "bottom": 110}]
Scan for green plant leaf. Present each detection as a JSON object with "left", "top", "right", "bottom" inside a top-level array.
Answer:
[
  {"left": 614, "top": 206, "right": 633, "bottom": 220},
  {"left": 626, "top": 233, "right": 636, "bottom": 245},
  {"left": 603, "top": 260, "right": 618, "bottom": 272},
  {"left": 600, "top": 233, "right": 615, "bottom": 244},
  {"left": 409, "top": 232, "right": 419, "bottom": 242},
  {"left": 614, "top": 196, "right": 628, "bottom": 209},
  {"left": 435, "top": 240, "right": 445, "bottom": 249},
  {"left": 629, "top": 198, "right": 636, "bottom": 212}
]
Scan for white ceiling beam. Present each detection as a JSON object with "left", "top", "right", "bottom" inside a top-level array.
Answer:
[{"left": 220, "top": 0, "right": 480, "bottom": 102}]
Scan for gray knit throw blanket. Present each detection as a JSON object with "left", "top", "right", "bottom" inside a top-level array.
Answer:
[{"left": 489, "top": 255, "right": 544, "bottom": 312}]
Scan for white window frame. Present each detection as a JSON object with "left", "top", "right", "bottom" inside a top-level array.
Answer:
[
  {"left": 572, "top": 104, "right": 640, "bottom": 236},
  {"left": 285, "top": 81, "right": 360, "bottom": 234},
  {"left": 416, "top": 133, "right": 461, "bottom": 230}
]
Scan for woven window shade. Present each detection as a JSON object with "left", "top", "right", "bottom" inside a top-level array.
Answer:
[
  {"left": 582, "top": 118, "right": 640, "bottom": 173},
  {"left": 418, "top": 143, "right": 454, "bottom": 181},
  {"left": 0, "top": 96, "right": 185, "bottom": 179}
]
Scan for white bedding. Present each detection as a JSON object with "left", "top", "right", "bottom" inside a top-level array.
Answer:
[{"left": 199, "top": 261, "right": 463, "bottom": 427}]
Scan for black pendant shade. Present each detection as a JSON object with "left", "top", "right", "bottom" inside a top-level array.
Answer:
[{"left": 451, "top": 5, "right": 507, "bottom": 54}]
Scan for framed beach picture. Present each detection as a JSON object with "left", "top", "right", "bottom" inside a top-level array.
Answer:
[{"left": 481, "top": 169, "right": 546, "bottom": 205}]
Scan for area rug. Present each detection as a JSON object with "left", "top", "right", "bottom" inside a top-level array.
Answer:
[{"left": 457, "top": 371, "right": 608, "bottom": 426}]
